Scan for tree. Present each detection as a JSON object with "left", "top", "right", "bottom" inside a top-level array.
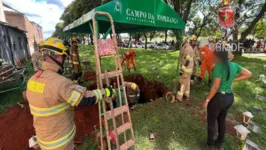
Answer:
[
  {"left": 52, "top": 22, "right": 64, "bottom": 38},
  {"left": 254, "top": 19, "right": 266, "bottom": 39},
  {"left": 239, "top": 1, "right": 266, "bottom": 41},
  {"left": 59, "top": 0, "right": 111, "bottom": 28}
]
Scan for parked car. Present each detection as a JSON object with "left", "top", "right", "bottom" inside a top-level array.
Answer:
[
  {"left": 147, "top": 42, "right": 155, "bottom": 48},
  {"left": 154, "top": 43, "right": 170, "bottom": 50},
  {"left": 118, "top": 41, "right": 127, "bottom": 47},
  {"left": 132, "top": 42, "right": 144, "bottom": 48}
]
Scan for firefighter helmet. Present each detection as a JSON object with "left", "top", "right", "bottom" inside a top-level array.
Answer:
[
  {"left": 71, "top": 36, "right": 78, "bottom": 43},
  {"left": 190, "top": 35, "right": 197, "bottom": 41},
  {"left": 42, "top": 37, "right": 68, "bottom": 56},
  {"left": 38, "top": 41, "right": 45, "bottom": 47},
  {"left": 222, "top": 41, "right": 227, "bottom": 45},
  {"left": 182, "top": 36, "right": 188, "bottom": 45}
]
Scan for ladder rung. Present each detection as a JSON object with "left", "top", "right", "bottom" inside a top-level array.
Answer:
[
  {"left": 120, "top": 139, "right": 135, "bottom": 150},
  {"left": 106, "top": 105, "right": 128, "bottom": 120},
  {"left": 101, "top": 70, "right": 122, "bottom": 79},
  {"left": 116, "top": 122, "right": 131, "bottom": 135}
]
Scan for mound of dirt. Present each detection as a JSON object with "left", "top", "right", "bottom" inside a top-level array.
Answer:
[
  {"left": 0, "top": 74, "right": 170, "bottom": 149},
  {"left": 0, "top": 103, "right": 99, "bottom": 150}
]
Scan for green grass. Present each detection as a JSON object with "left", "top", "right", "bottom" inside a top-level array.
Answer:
[
  {"left": 1, "top": 45, "right": 266, "bottom": 149},
  {"left": 77, "top": 45, "right": 266, "bottom": 149}
]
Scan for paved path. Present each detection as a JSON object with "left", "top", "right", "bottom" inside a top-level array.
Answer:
[{"left": 243, "top": 53, "right": 266, "bottom": 57}]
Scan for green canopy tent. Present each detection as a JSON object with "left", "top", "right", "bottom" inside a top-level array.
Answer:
[
  {"left": 63, "top": 0, "right": 185, "bottom": 34},
  {"left": 63, "top": 0, "right": 186, "bottom": 72}
]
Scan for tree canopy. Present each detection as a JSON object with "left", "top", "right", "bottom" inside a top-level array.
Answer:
[{"left": 55, "top": 0, "right": 266, "bottom": 44}]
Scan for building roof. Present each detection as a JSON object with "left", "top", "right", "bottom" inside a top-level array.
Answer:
[
  {"left": 0, "top": 21, "right": 27, "bottom": 33},
  {"left": 3, "top": 3, "right": 21, "bottom": 14}
]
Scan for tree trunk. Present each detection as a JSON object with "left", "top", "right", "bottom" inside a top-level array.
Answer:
[
  {"left": 182, "top": 0, "right": 193, "bottom": 24},
  {"left": 164, "top": 30, "right": 168, "bottom": 43},
  {"left": 128, "top": 34, "right": 132, "bottom": 48},
  {"left": 241, "top": 2, "right": 266, "bottom": 41},
  {"left": 144, "top": 33, "right": 148, "bottom": 49},
  {"left": 90, "top": 34, "right": 93, "bottom": 45},
  {"left": 149, "top": 31, "right": 156, "bottom": 41}
]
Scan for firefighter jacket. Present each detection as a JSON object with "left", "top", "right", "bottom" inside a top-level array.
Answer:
[
  {"left": 180, "top": 42, "right": 195, "bottom": 77},
  {"left": 26, "top": 61, "right": 105, "bottom": 150},
  {"left": 69, "top": 45, "right": 82, "bottom": 74}
]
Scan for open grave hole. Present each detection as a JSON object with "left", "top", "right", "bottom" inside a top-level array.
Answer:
[{"left": 86, "top": 73, "right": 171, "bottom": 105}]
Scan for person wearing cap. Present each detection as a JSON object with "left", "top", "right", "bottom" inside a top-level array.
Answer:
[
  {"left": 189, "top": 35, "right": 201, "bottom": 84},
  {"left": 198, "top": 37, "right": 215, "bottom": 86},
  {"left": 69, "top": 36, "right": 82, "bottom": 83},
  {"left": 172, "top": 36, "right": 195, "bottom": 103},
  {"left": 31, "top": 41, "right": 45, "bottom": 72},
  {"left": 26, "top": 37, "right": 114, "bottom": 150}
]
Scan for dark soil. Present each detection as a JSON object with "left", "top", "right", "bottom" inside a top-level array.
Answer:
[
  {"left": 0, "top": 103, "right": 99, "bottom": 150},
  {"left": 0, "top": 74, "right": 169, "bottom": 150}
]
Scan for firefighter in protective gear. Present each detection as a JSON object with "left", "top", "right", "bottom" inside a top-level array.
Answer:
[
  {"left": 69, "top": 36, "right": 82, "bottom": 83},
  {"left": 26, "top": 37, "right": 114, "bottom": 150},
  {"left": 31, "top": 41, "right": 45, "bottom": 72},
  {"left": 198, "top": 38, "right": 215, "bottom": 85},
  {"left": 121, "top": 50, "right": 136, "bottom": 72},
  {"left": 172, "top": 37, "right": 195, "bottom": 103},
  {"left": 189, "top": 35, "right": 201, "bottom": 84}
]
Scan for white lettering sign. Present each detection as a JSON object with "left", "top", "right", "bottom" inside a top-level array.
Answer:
[
  {"left": 124, "top": 8, "right": 178, "bottom": 24},
  {"left": 157, "top": 14, "right": 178, "bottom": 24}
]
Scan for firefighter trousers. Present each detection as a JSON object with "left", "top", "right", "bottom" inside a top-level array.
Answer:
[{"left": 176, "top": 75, "right": 191, "bottom": 101}]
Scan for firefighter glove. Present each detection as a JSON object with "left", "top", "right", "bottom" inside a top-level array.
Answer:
[{"left": 105, "top": 86, "right": 113, "bottom": 97}]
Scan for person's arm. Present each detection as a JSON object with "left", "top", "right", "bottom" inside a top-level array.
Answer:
[
  {"left": 234, "top": 68, "right": 252, "bottom": 82},
  {"left": 58, "top": 79, "right": 113, "bottom": 107},
  {"left": 203, "top": 78, "right": 221, "bottom": 109},
  {"left": 203, "top": 64, "right": 221, "bottom": 108},
  {"left": 207, "top": 78, "right": 221, "bottom": 101},
  {"left": 180, "top": 50, "right": 193, "bottom": 74}
]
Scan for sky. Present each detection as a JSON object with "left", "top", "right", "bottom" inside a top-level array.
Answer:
[{"left": 3, "top": 0, "right": 74, "bottom": 39}]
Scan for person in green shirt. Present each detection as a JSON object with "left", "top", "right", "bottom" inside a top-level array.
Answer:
[{"left": 202, "top": 50, "right": 252, "bottom": 150}]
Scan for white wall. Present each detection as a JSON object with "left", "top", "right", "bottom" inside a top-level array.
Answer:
[{"left": 0, "top": 0, "right": 6, "bottom": 23}]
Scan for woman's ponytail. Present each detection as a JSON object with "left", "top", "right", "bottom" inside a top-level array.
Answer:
[{"left": 214, "top": 50, "right": 230, "bottom": 81}]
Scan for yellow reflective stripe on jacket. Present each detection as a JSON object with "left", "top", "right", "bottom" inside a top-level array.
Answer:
[
  {"left": 185, "top": 55, "right": 193, "bottom": 61},
  {"left": 181, "top": 65, "right": 193, "bottom": 73},
  {"left": 67, "top": 91, "right": 82, "bottom": 106},
  {"left": 93, "top": 89, "right": 102, "bottom": 104},
  {"left": 29, "top": 103, "right": 71, "bottom": 117},
  {"left": 38, "top": 125, "right": 76, "bottom": 150},
  {"left": 27, "top": 80, "right": 46, "bottom": 94}
]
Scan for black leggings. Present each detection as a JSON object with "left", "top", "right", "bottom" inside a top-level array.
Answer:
[{"left": 207, "top": 92, "right": 234, "bottom": 146}]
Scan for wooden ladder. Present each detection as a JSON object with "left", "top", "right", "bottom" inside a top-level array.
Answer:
[{"left": 92, "top": 11, "right": 136, "bottom": 150}]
